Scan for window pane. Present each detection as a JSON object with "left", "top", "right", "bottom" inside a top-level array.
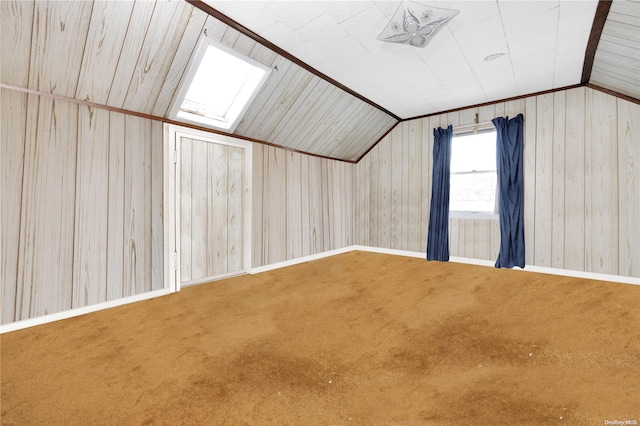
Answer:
[
  {"left": 182, "top": 46, "right": 261, "bottom": 120},
  {"left": 450, "top": 171, "right": 496, "bottom": 212},
  {"left": 451, "top": 131, "right": 496, "bottom": 173},
  {"left": 172, "top": 37, "right": 271, "bottom": 132},
  {"left": 450, "top": 130, "right": 497, "bottom": 213}
]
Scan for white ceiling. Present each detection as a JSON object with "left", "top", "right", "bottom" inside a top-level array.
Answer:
[{"left": 204, "top": 0, "right": 599, "bottom": 119}]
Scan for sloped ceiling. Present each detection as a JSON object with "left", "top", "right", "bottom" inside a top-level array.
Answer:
[
  {"left": 590, "top": 0, "right": 640, "bottom": 100},
  {"left": 1, "top": 0, "right": 638, "bottom": 163},
  {"left": 208, "top": 0, "right": 600, "bottom": 119}
]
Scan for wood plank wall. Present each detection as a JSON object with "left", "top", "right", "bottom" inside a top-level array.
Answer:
[
  {"left": 1, "top": 89, "right": 164, "bottom": 324},
  {"left": 251, "top": 144, "right": 354, "bottom": 267},
  {"left": 356, "top": 87, "right": 640, "bottom": 278},
  {"left": 180, "top": 137, "right": 246, "bottom": 282},
  {"left": 4, "top": 85, "right": 636, "bottom": 325}
]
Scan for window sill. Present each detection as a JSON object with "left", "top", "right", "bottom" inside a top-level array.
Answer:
[{"left": 449, "top": 211, "right": 499, "bottom": 220}]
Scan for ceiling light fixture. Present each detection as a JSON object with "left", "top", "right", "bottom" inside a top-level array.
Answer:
[
  {"left": 378, "top": 0, "right": 459, "bottom": 48},
  {"left": 484, "top": 53, "right": 506, "bottom": 61}
]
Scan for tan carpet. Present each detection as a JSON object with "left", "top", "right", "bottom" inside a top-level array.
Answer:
[{"left": 2, "top": 251, "right": 639, "bottom": 425}]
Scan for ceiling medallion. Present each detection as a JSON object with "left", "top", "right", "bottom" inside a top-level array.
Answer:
[{"left": 378, "top": 1, "right": 459, "bottom": 48}]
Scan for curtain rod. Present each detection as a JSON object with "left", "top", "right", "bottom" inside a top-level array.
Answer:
[{"left": 453, "top": 120, "right": 494, "bottom": 135}]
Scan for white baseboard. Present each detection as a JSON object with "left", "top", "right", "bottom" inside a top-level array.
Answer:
[
  {"left": 0, "top": 288, "right": 172, "bottom": 334},
  {"left": 249, "top": 246, "right": 356, "bottom": 274},
  {"left": 3, "top": 246, "right": 637, "bottom": 333},
  {"left": 351, "top": 245, "right": 640, "bottom": 286}
]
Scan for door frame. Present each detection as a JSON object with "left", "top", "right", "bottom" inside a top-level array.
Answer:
[{"left": 164, "top": 123, "right": 252, "bottom": 293}]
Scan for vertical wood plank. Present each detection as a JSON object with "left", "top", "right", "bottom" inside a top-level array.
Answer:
[
  {"left": 345, "top": 161, "right": 355, "bottom": 247},
  {"left": 18, "top": 97, "right": 77, "bottom": 318},
  {"left": 227, "top": 146, "right": 245, "bottom": 273},
  {"left": 459, "top": 108, "right": 476, "bottom": 126},
  {"left": 327, "top": 161, "right": 339, "bottom": 250},
  {"left": 75, "top": 1, "right": 136, "bottom": 104},
  {"left": 401, "top": 122, "right": 410, "bottom": 250},
  {"left": 534, "top": 93, "right": 554, "bottom": 267},
  {"left": 107, "top": 111, "right": 125, "bottom": 301},
  {"left": 180, "top": 137, "right": 193, "bottom": 281},
  {"left": 391, "top": 125, "right": 403, "bottom": 249},
  {"left": 265, "top": 146, "right": 287, "bottom": 263},
  {"left": 73, "top": 105, "right": 109, "bottom": 308},
  {"left": 151, "top": 121, "right": 164, "bottom": 290},
  {"left": 586, "top": 89, "right": 619, "bottom": 275},
  {"left": 308, "top": 156, "right": 324, "bottom": 254},
  {"left": 122, "top": 0, "right": 195, "bottom": 113},
  {"left": 421, "top": 118, "right": 432, "bottom": 253},
  {"left": 564, "top": 87, "right": 586, "bottom": 271},
  {"left": 208, "top": 142, "right": 229, "bottom": 275},
  {"left": 368, "top": 144, "right": 380, "bottom": 247},
  {"left": 551, "top": 91, "right": 566, "bottom": 269},
  {"left": 286, "top": 152, "right": 303, "bottom": 259},
  {"left": 107, "top": 1, "right": 155, "bottom": 107},
  {"left": 490, "top": 219, "right": 500, "bottom": 261},
  {"left": 251, "top": 143, "right": 264, "bottom": 267},
  {"left": 123, "top": 115, "right": 152, "bottom": 294},
  {"left": 617, "top": 99, "right": 640, "bottom": 277},
  {"left": 190, "top": 137, "right": 208, "bottom": 280},
  {"left": 321, "top": 159, "right": 331, "bottom": 251},
  {"left": 407, "top": 120, "right": 422, "bottom": 252},
  {"left": 1, "top": 90, "right": 28, "bottom": 324},
  {"left": 475, "top": 220, "right": 492, "bottom": 260},
  {"left": 449, "top": 218, "right": 460, "bottom": 257},
  {"left": 463, "top": 220, "right": 476, "bottom": 259},
  {"left": 300, "top": 154, "right": 311, "bottom": 255},
  {"left": 0, "top": 0, "right": 34, "bottom": 88},
  {"left": 28, "top": 1, "right": 93, "bottom": 96},
  {"left": 152, "top": 8, "right": 208, "bottom": 116},
  {"left": 379, "top": 135, "right": 392, "bottom": 248},
  {"left": 505, "top": 99, "right": 526, "bottom": 118},
  {"left": 478, "top": 104, "right": 496, "bottom": 124},
  {"left": 523, "top": 97, "right": 537, "bottom": 266}
]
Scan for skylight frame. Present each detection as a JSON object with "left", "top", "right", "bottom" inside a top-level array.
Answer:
[{"left": 169, "top": 35, "right": 272, "bottom": 133}]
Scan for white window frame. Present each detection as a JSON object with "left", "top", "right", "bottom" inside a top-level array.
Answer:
[
  {"left": 449, "top": 126, "right": 499, "bottom": 220},
  {"left": 168, "top": 35, "right": 271, "bottom": 133}
]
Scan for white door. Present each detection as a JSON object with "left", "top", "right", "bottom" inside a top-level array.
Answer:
[{"left": 165, "top": 125, "right": 251, "bottom": 291}]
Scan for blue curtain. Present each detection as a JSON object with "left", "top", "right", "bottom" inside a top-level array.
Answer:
[
  {"left": 426, "top": 125, "right": 453, "bottom": 261},
  {"left": 493, "top": 114, "right": 525, "bottom": 268}
]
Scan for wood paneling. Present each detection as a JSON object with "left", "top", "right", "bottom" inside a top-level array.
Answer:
[
  {"left": 73, "top": 106, "right": 110, "bottom": 307},
  {"left": 179, "top": 136, "right": 247, "bottom": 282},
  {"left": 27, "top": 1, "right": 93, "bottom": 96},
  {"left": 617, "top": 99, "right": 640, "bottom": 277},
  {"left": 122, "top": 0, "right": 195, "bottom": 113},
  {"left": 1, "top": 93, "right": 164, "bottom": 324},
  {"left": 251, "top": 145, "right": 354, "bottom": 267},
  {"left": 590, "top": 0, "right": 640, "bottom": 100},
  {"left": 0, "top": 0, "right": 34, "bottom": 88},
  {"left": 534, "top": 93, "right": 554, "bottom": 267},
  {"left": 586, "top": 89, "right": 619, "bottom": 274},
  {"left": 563, "top": 88, "right": 586, "bottom": 271},
  {"left": 356, "top": 87, "right": 639, "bottom": 277},
  {"left": 1, "top": 0, "right": 397, "bottom": 163},
  {"left": 18, "top": 96, "right": 78, "bottom": 319},
  {"left": 75, "top": 1, "right": 136, "bottom": 104},
  {"left": 1, "top": 89, "right": 28, "bottom": 323}
]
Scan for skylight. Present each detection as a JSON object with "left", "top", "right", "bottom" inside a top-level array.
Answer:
[{"left": 171, "top": 36, "right": 271, "bottom": 132}]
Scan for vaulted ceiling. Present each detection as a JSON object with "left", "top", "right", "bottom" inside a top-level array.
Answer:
[{"left": 1, "top": 0, "right": 638, "bottom": 163}]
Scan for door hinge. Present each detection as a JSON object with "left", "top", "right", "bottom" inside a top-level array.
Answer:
[
  {"left": 174, "top": 251, "right": 178, "bottom": 269},
  {"left": 174, "top": 150, "right": 178, "bottom": 163}
]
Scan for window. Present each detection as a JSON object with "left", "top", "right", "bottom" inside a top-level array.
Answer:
[
  {"left": 449, "top": 129, "right": 497, "bottom": 218},
  {"left": 170, "top": 36, "right": 271, "bottom": 133}
]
